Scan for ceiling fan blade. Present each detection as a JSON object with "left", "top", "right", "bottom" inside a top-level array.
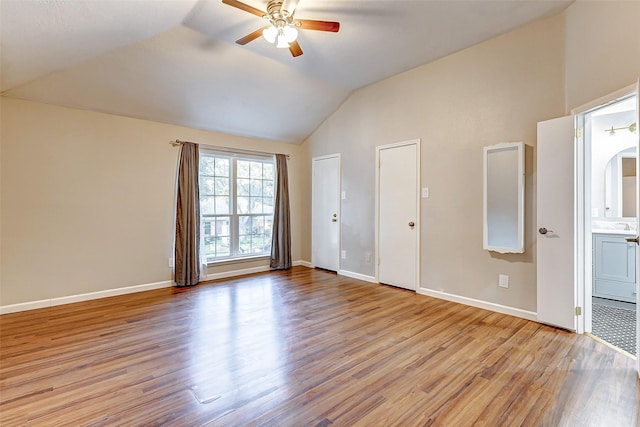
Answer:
[
  {"left": 289, "top": 40, "right": 303, "bottom": 57},
  {"left": 236, "top": 27, "right": 268, "bottom": 45},
  {"left": 222, "top": 0, "right": 265, "bottom": 17},
  {"left": 282, "top": 0, "right": 300, "bottom": 14},
  {"left": 298, "top": 19, "right": 340, "bottom": 32}
]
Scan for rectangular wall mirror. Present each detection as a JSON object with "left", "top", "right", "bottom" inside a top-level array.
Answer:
[{"left": 483, "top": 142, "right": 525, "bottom": 253}]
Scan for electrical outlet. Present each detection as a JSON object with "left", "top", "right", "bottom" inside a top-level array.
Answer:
[
  {"left": 365, "top": 252, "right": 372, "bottom": 264},
  {"left": 498, "top": 274, "right": 509, "bottom": 288},
  {"left": 341, "top": 250, "right": 347, "bottom": 260}
]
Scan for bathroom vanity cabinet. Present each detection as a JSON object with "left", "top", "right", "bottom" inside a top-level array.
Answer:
[{"left": 593, "top": 233, "right": 637, "bottom": 303}]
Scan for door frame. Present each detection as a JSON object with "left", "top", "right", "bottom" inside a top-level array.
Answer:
[
  {"left": 311, "top": 153, "right": 342, "bottom": 271},
  {"left": 375, "top": 139, "right": 421, "bottom": 287},
  {"left": 572, "top": 84, "right": 638, "bottom": 336}
]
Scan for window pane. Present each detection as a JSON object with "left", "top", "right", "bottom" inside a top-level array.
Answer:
[
  {"left": 263, "top": 180, "right": 274, "bottom": 198},
  {"left": 204, "top": 236, "right": 215, "bottom": 259},
  {"left": 250, "top": 179, "right": 262, "bottom": 196},
  {"left": 215, "top": 217, "right": 230, "bottom": 237},
  {"left": 237, "top": 160, "right": 250, "bottom": 178},
  {"left": 264, "top": 216, "right": 273, "bottom": 236},
  {"left": 251, "top": 216, "right": 264, "bottom": 253},
  {"left": 237, "top": 196, "right": 250, "bottom": 214},
  {"left": 237, "top": 178, "right": 250, "bottom": 196},
  {"left": 249, "top": 197, "right": 263, "bottom": 214},
  {"left": 215, "top": 196, "right": 229, "bottom": 214},
  {"left": 216, "top": 236, "right": 230, "bottom": 257},
  {"left": 250, "top": 161, "right": 262, "bottom": 178},
  {"left": 201, "top": 177, "right": 215, "bottom": 196},
  {"left": 263, "top": 163, "right": 274, "bottom": 180},
  {"left": 200, "top": 156, "right": 216, "bottom": 176},
  {"left": 215, "top": 158, "right": 229, "bottom": 177},
  {"left": 201, "top": 196, "right": 215, "bottom": 215},
  {"left": 215, "top": 177, "right": 229, "bottom": 195},
  {"left": 253, "top": 216, "right": 268, "bottom": 253},
  {"left": 238, "top": 214, "right": 252, "bottom": 254},
  {"left": 239, "top": 238, "right": 251, "bottom": 254},
  {"left": 238, "top": 215, "right": 271, "bottom": 255},
  {"left": 203, "top": 216, "right": 230, "bottom": 260},
  {"left": 238, "top": 215, "right": 251, "bottom": 236},
  {"left": 262, "top": 197, "right": 274, "bottom": 214}
]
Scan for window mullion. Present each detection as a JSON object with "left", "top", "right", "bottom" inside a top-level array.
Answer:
[{"left": 231, "top": 158, "right": 239, "bottom": 257}]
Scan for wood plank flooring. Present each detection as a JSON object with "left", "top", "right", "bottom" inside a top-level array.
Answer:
[{"left": 1, "top": 266, "right": 639, "bottom": 426}]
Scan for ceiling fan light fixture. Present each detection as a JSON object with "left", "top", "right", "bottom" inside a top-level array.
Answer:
[
  {"left": 282, "top": 25, "right": 298, "bottom": 42},
  {"left": 263, "top": 25, "right": 278, "bottom": 43},
  {"left": 276, "top": 31, "right": 290, "bottom": 48}
]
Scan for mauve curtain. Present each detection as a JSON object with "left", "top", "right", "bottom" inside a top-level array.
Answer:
[
  {"left": 270, "top": 154, "right": 292, "bottom": 270},
  {"left": 174, "top": 142, "right": 201, "bottom": 286}
]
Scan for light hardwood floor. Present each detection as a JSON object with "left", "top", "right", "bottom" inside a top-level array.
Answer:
[{"left": 1, "top": 266, "right": 639, "bottom": 426}]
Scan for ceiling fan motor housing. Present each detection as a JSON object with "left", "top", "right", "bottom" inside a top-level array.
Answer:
[{"left": 266, "top": 1, "right": 295, "bottom": 27}]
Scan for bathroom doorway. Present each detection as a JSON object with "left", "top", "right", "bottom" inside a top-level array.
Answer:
[{"left": 579, "top": 92, "right": 638, "bottom": 356}]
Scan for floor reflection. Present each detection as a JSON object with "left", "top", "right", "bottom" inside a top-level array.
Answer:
[{"left": 188, "top": 275, "right": 289, "bottom": 405}]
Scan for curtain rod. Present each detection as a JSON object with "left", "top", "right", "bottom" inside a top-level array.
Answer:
[{"left": 170, "top": 139, "right": 290, "bottom": 159}]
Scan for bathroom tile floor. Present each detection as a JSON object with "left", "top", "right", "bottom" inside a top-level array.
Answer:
[{"left": 592, "top": 298, "right": 636, "bottom": 356}]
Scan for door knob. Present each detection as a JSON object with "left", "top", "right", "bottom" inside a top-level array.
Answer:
[
  {"left": 539, "top": 227, "right": 552, "bottom": 235},
  {"left": 408, "top": 221, "right": 415, "bottom": 227},
  {"left": 625, "top": 236, "right": 639, "bottom": 245}
]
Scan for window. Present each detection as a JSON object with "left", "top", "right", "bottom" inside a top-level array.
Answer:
[{"left": 199, "top": 152, "right": 275, "bottom": 262}]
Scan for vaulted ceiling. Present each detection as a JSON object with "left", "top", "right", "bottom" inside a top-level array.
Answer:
[{"left": 1, "top": 0, "right": 572, "bottom": 143}]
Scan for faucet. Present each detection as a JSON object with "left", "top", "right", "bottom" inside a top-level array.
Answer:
[{"left": 617, "top": 222, "right": 631, "bottom": 231}]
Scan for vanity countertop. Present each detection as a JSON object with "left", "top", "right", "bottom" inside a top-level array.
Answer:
[{"left": 592, "top": 229, "right": 635, "bottom": 236}]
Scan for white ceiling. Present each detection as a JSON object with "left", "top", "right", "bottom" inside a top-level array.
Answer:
[{"left": 1, "top": 0, "right": 573, "bottom": 143}]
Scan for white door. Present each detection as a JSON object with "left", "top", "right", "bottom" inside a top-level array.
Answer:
[
  {"left": 633, "top": 81, "right": 639, "bottom": 376},
  {"left": 537, "top": 116, "right": 577, "bottom": 331},
  {"left": 377, "top": 140, "right": 420, "bottom": 290},
  {"left": 312, "top": 154, "right": 340, "bottom": 271}
]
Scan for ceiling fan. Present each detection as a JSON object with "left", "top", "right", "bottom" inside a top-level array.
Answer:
[{"left": 221, "top": 0, "right": 340, "bottom": 57}]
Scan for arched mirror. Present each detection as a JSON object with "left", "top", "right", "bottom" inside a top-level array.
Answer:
[{"left": 604, "top": 147, "right": 637, "bottom": 218}]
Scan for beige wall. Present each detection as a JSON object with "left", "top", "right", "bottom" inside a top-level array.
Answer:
[
  {"left": 565, "top": 0, "right": 640, "bottom": 111},
  {"left": 0, "top": 98, "right": 303, "bottom": 306},
  {"left": 302, "top": 1, "right": 640, "bottom": 313},
  {"left": 3, "top": 1, "right": 638, "bottom": 313},
  {"left": 303, "top": 14, "right": 567, "bottom": 312}
]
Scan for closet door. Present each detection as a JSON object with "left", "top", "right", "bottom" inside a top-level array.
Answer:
[
  {"left": 376, "top": 140, "right": 420, "bottom": 291},
  {"left": 312, "top": 154, "right": 341, "bottom": 272}
]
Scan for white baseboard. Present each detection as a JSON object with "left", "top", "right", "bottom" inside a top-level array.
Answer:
[
  {"left": 205, "top": 265, "right": 271, "bottom": 281},
  {"left": 338, "top": 269, "right": 377, "bottom": 283},
  {"left": 0, "top": 280, "right": 173, "bottom": 315},
  {"left": 294, "top": 260, "right": 314, "bottom": 268},
  {"left": 417, "top": 287, "right": 538, "bottom": 322},
  {"left": 1, "top": 261, "right": 317, "bottom": 315}
]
